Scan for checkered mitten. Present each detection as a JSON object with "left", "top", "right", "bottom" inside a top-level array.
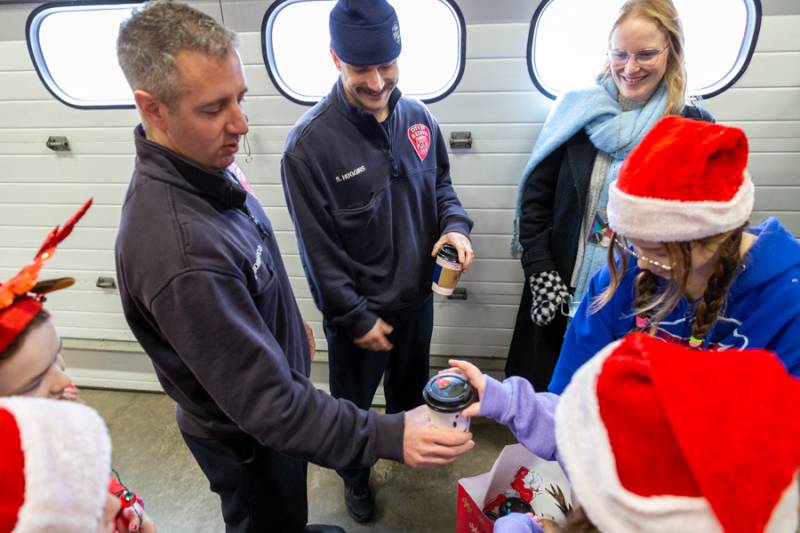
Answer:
[{"left": 529, "top": 270, "right": 570, "bottom": 326}]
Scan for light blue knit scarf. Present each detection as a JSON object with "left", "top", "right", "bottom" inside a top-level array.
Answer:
[{"left": 510, "top": 76, "right": 668, "bottom": 256}]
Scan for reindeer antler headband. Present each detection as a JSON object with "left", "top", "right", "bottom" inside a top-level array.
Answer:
[{"left": 0, "top": 199, "right": 92, "bottom": 352}]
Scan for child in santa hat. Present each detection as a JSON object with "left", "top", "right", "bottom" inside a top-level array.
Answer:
[
  {"left": 545, "top": 115, "right": 800, "bottom": 393},
  {"left": 0, "top": 397, "right": 121, "bottom": 533},
  {"left": 0, "top": 200, "right": 155, "bottom": 533},
  {"left": 448, "top": 332, "right": 800, "bottom": 532}
]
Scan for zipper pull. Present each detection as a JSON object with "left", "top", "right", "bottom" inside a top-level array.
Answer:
[
  {"left": 242, "top": 204, "right": 269, "bottom": 240},
  {"left": 386, "top": 153, "right": 399, "bottom": 178}
]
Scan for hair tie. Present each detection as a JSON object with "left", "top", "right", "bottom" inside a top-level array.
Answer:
[{"left": 689, "top": 336, "right": 703, "bottom": 348}]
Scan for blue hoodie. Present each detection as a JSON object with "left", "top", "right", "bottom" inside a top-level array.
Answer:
[{"left": 550, "top": 217, "right": 800, "bottom": 393}]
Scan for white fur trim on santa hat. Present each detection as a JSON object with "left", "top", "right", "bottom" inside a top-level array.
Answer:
[
  {"left": 554, "top": 341, "right": 723, "bottom": 533},
  {"left": 765, "top": 471, "right": 800, "bottom": 532},
  {"left": 0, "top": 398, "right": 111, "bottom": 533},
  {"left": 607, "top": 171, "right": 755, "bottom": 242}
]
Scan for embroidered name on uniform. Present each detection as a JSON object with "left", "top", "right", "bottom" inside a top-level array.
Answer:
[
  {"left": 335, "top": 165, "right": 366, "bottom": 183},
  {"left": 252, "top": 245, "right": 263, "bottom": 279},
  {"left": 408, "top": 124, "right": 430, "bottom": 161}
]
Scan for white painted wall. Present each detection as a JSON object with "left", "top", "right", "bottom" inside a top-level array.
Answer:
[{"left": 0, "top": 0, "right": 798, "bottom": 391}]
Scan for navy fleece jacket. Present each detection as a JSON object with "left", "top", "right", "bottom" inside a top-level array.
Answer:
[
  {"left": 281, "top": 80, "right": 473, "bottom": 338},
  {"left": 115, "top": 125, "right": 403, "bottom": 468}
]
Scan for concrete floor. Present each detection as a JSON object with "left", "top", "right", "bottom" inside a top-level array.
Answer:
[{"left": 81, "top": 388, "right": 518, "bottom": 533}]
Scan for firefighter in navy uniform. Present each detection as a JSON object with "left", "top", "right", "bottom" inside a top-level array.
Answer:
[{"left": 281, "top": 0, "right": 475, "bottom": 523}]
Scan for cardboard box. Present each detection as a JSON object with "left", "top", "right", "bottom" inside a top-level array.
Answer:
[{"left": 456, "top": 444, "right": 572, "bottom": 533}]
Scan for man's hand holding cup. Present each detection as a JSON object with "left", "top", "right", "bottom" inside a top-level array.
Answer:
[{"left": 402, "top": 405, "right": 474, "bottom": 468}]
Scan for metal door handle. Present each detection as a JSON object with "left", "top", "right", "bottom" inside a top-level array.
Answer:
[{"left": 96, "top": 276, "right": 116, "bottom": 289}]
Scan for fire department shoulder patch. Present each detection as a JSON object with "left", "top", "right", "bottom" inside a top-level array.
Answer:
[{"left": 407, "top": 123, "right": 431, "bottom": 161}]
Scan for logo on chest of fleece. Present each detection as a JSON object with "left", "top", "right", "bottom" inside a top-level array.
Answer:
[
  {"left": 334, "top": 165, "right": 366, "bottom": 183},
  {"left": 252, "top": 245, "right": 263, "bottom": 279},
  {"left": 407, "top": 124, "right": 430, "bottom": 161},
  {"left": 648, "top": 315, "right": 750, "bottom": 350}
]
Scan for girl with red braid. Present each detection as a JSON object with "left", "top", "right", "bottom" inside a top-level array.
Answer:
[{"left": 0, "top": 200, "right": 156, "bottom": 533}]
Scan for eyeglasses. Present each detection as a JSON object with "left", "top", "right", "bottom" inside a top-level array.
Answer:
[
  {"left": 608, "top": 47, "right": 667, "bottom": 66},
  {"left": 613, "top": 236, "right": 673, "bottom": 271}
]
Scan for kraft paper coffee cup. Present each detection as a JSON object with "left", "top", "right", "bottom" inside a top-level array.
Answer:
[
  {"left": 422, "top": 373, "right": 475, "bottom": 432},
  {"left": 432, "top": 244, "right": 462, "bottom": 296}
]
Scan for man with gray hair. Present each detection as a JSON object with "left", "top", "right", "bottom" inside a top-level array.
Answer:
[{"left": 114, "top": 3, "right": 474, "bottom": 533}]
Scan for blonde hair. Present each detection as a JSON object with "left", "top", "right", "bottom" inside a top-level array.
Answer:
[{"left": 602, "top": 0, "right": 688, "bottom": 115}]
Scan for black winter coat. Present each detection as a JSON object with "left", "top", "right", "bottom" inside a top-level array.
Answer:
[{"left": 518, "top": 104, "right": 714, "bottom": 283}]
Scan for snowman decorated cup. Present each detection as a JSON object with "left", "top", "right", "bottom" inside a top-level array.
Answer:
[{"left": 422, "top": 373, "right": 476, "bottom": 432}]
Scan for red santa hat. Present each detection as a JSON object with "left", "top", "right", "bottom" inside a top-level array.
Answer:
[
  {"left": 555, "top": 333, "right": 800, "bottom": 533},
  {"left": 0, "top": 199, "right": 91, "bottom": 354},
  {"left": 608, "top": 116, "right": 754, "bottom": 242},
  {"left": 0, "top": 397, "right": 111, "bottom": 533}
]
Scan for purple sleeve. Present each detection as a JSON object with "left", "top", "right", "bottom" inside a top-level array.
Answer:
[
  {"left": 479, "top": 376, "right": 561, "bottom": 463},
  {"left": 494, "top": 513, "right": 544, "bottom": 533}
]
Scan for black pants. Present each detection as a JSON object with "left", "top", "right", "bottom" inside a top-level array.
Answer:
[
  {"left": 182, "top": 431, "right": 308, "bottom": 533},
  {"left": 504, "top": 281, "right": 569, "bottom": 392},
  {"left": 324, "top": 296, "right": 433, "bottom": 488}
]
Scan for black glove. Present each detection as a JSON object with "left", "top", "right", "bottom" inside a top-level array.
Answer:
[{"left": 529, "top": 270, "right": 570, "bottom": 326}]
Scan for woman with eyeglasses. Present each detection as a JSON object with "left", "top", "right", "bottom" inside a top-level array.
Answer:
[
  {"left": 548, "top": 116, "right": 800, "bottom": 394},
  {"left": 506, "top": 0, "right": 712, "bottom": 392}
]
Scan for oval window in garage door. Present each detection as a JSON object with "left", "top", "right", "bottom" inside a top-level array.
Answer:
[
  {"left": 27, "top": 2, "right": 142, "bottom": 109},
  {"left": 262, "top": 0, "right": 466, "bottom": 105},
  {"left": 527, "top": 0, "right": 761, "bottom": 99}
]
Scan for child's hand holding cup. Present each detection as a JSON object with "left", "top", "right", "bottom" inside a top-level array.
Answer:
[{"left": 441, "top": 359, "right": 487, "bottom": 419}]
